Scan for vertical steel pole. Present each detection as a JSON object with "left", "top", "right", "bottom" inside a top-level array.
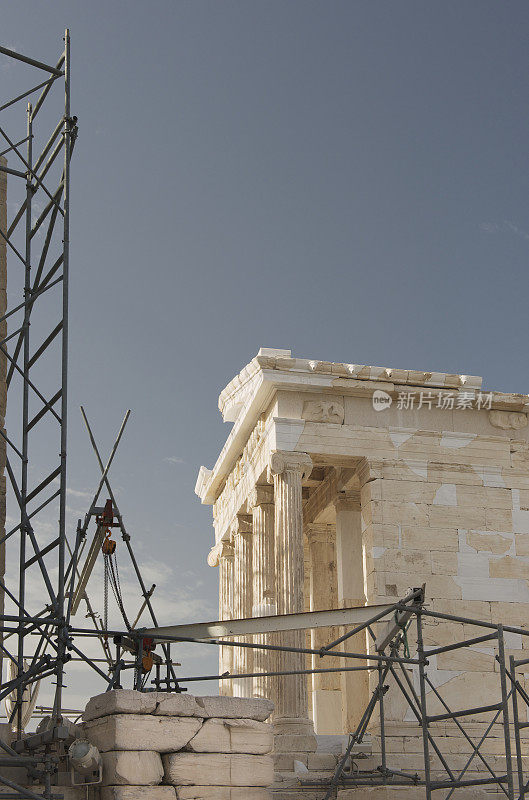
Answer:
[
  {"left": 16, "top": 102, "right": 33, "bottom": 738},
  {"left": 498, "top": 626, "right": 515, "bottom": 799},
  {"left": 416, "top": 611, "right": 432, "bottom": 800},
  {"left": 510, "top": 655, "right": 525, "bottom": 798},
  {"left": 378, "top": 662, "right": 387, "bottom": 778},
  {"left": 53, "top": 28, "right": 70, "bottom": 720}
]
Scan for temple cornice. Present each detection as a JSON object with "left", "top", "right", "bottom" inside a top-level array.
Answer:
[{"left": 196, "top": 347, "right": 529, "bottom": 508}]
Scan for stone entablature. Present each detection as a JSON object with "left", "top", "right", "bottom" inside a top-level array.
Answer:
[
  {"left": 199, "top": 347, "right": 528, "bottom": 512},
  {"left": 196, "top": 346, "right": 529, "bottom": 773}
]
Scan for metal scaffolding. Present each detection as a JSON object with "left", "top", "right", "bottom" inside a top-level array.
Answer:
[
  {"left": 0, "top": 29, "right": 77, "bottom": 799},
  {"left": 139, "top": 589, "right": 529, "bottom": 799},
  {"left": 0, "top": 31, "right": 77, "bottom": 735}
]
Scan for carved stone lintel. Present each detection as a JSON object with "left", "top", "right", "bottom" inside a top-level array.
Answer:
[
  {"left": 302, "top": 399, "right": 344, "bottom": 424},
  {"left": 305, "top": 523, "right": 335, "bottom": 544},
  {"left": 489, "top": 410, "right": 528, "bottom": 430},
  {"left": 249, "top": 485, "right": 274, "bottom": 509},
  {"left": 268, "top": 451, "right": 312, "bottom": 482}
]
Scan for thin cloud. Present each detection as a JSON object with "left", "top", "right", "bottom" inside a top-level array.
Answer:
[
  {"left": 163, "top": 456, "right": 185, "bottom": 465},
  {"left": 480, "top": 220, "right": 529, "bottom": 240},
  {"left": 503, "top": 220, "right": 529, "bottom": 240},
  {"left": 67, "top": 488, "right": 93, "bottom": 499}
]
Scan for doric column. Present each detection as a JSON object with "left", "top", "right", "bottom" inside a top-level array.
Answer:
[
  {"left": 269, "top": 451, "right": 316, "bottom": 747},
  {"left": 334, "top": 491, "right": 368, "bottom": 731},
  {"left": 306, "top": 523, "right": 342, "bottom": 734},
  {"left": 231, "top": 514, "right": 253, "bottom": 697},
  {"left": 218, "top": 541, "right": 234, "bottom": 696},
  {"left": 250, "top": 486, "right": 276, "bottom": 702}
]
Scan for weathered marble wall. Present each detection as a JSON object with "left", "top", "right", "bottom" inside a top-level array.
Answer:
[{"left": 197, "top": 349, "right": 529, "bottom": 790}]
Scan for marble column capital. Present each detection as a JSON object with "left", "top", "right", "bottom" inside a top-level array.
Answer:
[
  {"left": 268, "top": 450, "right": 312, "bottom": 481},
  {"left": 249, "top": 485, "right": 274, "bottom": 509},
  {"left": 334, "top": 490, "right": 360, "bottom": 512},
  {"left": 219, "top": 541, "right": 234, "bottom": 560},
  {"left": 207, "top": 540, "right": 234, "bottom": 567},
  {"left": 230, "top": 514, "right": 252, "bottom": 540}
]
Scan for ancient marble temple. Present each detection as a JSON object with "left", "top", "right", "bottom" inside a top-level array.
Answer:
[{"left": 195, "top": 347, "right": 529, "bottom": 756}]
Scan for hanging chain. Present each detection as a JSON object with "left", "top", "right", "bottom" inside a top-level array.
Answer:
[
  {"left": 104, "top": 551, "right": 132, "bottom": 632},
  {"left": 103, "top": 555, "right": 109, "bottom": 632}
]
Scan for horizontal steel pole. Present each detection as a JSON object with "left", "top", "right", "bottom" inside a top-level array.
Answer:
[
  {"left": 427, "top": 701, "right": 502, "bottom": 723},
  {"left": 430, "top": 775, "right": 507, "bottom": 790},
  {"left": 96, "top": 628, "right": 420, "bottom": 665},
  {"left": 177, "top": 664, "right": 377, "bottom": 682},
  {"left": 0, "top": 615, "right": 57, "bottom": 625},
  {"left": 140, "top": 603, "right": 395, "bottom": 640},
  {"left": 424, "top": 630, "right": 498, "bottom": 657},
  {"left": 0, "top": 779, "right": 60, "bottom": 800},
  {"left": 0, "top": 164, "right": 26, "bottom": 179},
  {"left": 420, "top": 606, "right": 529, "bottom": 638}
]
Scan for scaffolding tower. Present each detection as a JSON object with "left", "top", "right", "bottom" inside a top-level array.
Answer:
[{"left": 0, "top": 31, "right": 75, "bottom": 740}]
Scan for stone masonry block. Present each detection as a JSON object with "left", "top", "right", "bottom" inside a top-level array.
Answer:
[
  {"left": 176, "top": 789, "right": 271, "bottom": 799},
  {"left": 83, "top": 690, "right": 158, "bottom": 721},
  {"left": 101, "top": 788, "right": 176, "bottom": 800},
  {"left": 273, "top": 734, "right": 317, "bottom": 753},
  {"left": 273, "top": 752, "right": 308, "bottom": 771},
  {"left": 155, "top": 693, "right": 202, "bottom": 716},
  {"left": 101, "top": 750, "right": 163, "bottom": 786},
  {"left": 187, "top": 718, "right": 272, "bottom": 754},
  {"left": 163, "top": 752, "right": 274, "bottom": 786},
  {"left": 194, "top": 696, "right": 273, "bottom": 721},
  {"left": 307, "top": 752, "right": 337, "bottom": 770},
  {"left": 84, "top": 714, "right": 201, "bottom": 752}
]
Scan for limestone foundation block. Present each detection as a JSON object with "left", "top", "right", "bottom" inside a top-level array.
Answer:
[
  {"left": 101, "top": 750, "right": 163, "bottom": 785},
  {"left": 273, "top": 733, "right": 317, "bottom": 753},
  {"left": 84, "top": 714, "right": 201, "bottom": 752},
  {"left": 155, "top": 693, "right": 202, "bottom": 717},
  {"left": 176, "top": 789, "right": 271, "bottom": 799},
  {"left": 101, "top": 788, "right": 176, "bottom": 800},
  {"left": 187, "top": 718, "right": 272, "bottom": 754},
  {"left": 194, "top": 696, "right": 273, "bottom": 721},
  {"left": 163, "top": 752, "right": 274, "bottom": 786},
  {"left": 83, "top": 689, "right": 158, "bottom": 721}
]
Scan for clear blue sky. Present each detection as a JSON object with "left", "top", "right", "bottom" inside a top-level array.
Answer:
[{"left": 1, "top": 1, "right": 529, "bottom": 706}]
